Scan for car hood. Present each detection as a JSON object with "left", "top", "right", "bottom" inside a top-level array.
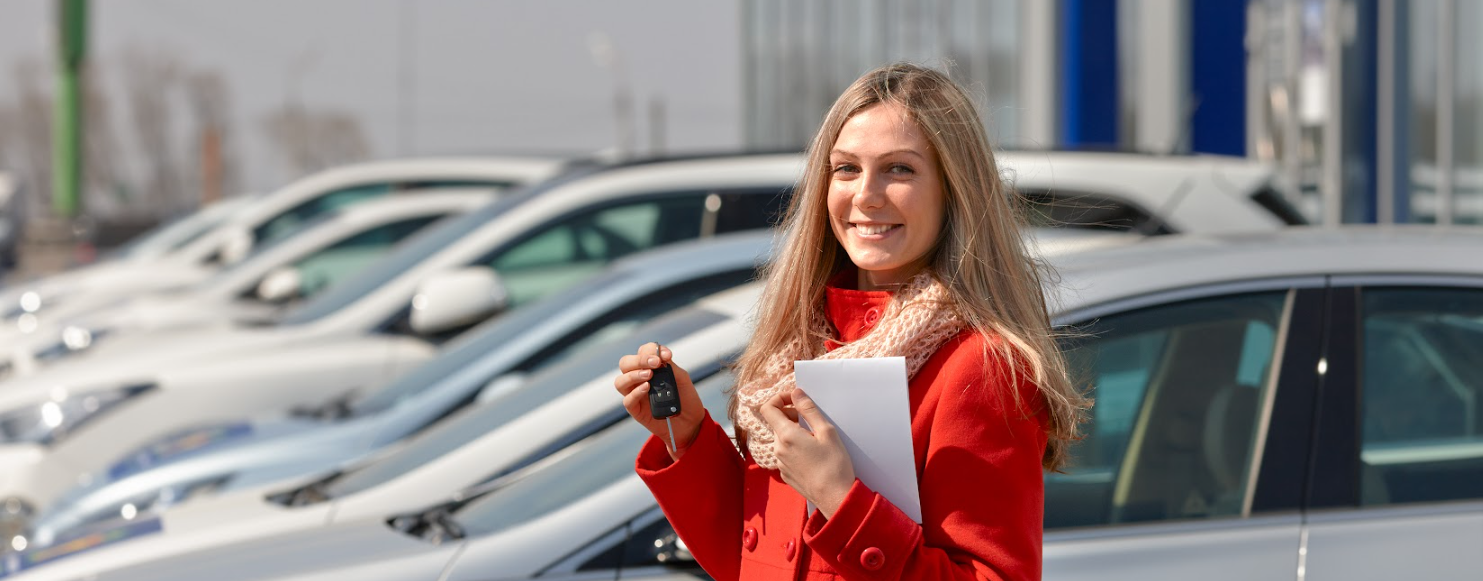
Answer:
[
  {"left": 101, "top": 416, "right": 325, "bottom": 484},
  {"left": 0, "top": 259, "right": 210, "bottom": 315},
  {"left": 92, "top": 519, "right": 440, "bottom": 581},
  {"left": 0, "top": 326, "right": 309, "bottom": 410},
  {"left": 64, "top": 293, "right": 274, "bottom": 334}
]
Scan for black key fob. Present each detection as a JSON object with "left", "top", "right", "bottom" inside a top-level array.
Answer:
[{"left": 648, "top": 364, "right": 681, "bottom": 419}]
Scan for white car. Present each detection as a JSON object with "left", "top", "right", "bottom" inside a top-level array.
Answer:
[
  {"left": 15, "top": 226, "right": 1483, "bottom": 581},
  {"left": 996, "top": 150, "right": 1307, "bottom": 234},
  {"left": 23, "top": 231, "right": 771, "bottom": 548},
  {"left": 9, "top": 191, "right": 494, "bottom": 375},
  {"left": 0, "top": 153, "right": 800, "bottom": 526},
  {"left": 0, "top": 156, "right": 566, "bottom": 355},
  {"left": 0, "top": 281, "right": 759, "bottom": 580}
]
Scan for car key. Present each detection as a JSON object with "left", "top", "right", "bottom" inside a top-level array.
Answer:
[{"left": 647, "top": 363, "right": 681, "bottom": 452}]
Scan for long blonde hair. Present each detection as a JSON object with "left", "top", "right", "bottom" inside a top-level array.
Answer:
[{"left": 731, "top": 63, "right": 1088, "bottom": 471}]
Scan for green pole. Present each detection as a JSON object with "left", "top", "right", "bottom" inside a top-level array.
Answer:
[{"left": 52, "top": 0, "right": 87, "bottom": 219}]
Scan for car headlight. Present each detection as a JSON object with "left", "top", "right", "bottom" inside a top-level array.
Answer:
[
  {"left": 0, "top": 383, "right": 156, "bottom": 446},
  {"left": 28, "top": 475, "right": 229, "bottom": 550},
  {"left": 3, "top": 291, "right": 43, "bottom": 320},
  {"left": 30, "top": 327, "right": 109, "bottom": 365}
]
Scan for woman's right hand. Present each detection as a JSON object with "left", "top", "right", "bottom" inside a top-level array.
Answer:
[{"left": 614, "top": 342, "right": 705, "bottom": 460}]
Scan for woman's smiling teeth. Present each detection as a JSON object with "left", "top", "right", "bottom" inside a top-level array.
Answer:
[{"left": 854, "top": 223, "right": 899, "bottom": 236}]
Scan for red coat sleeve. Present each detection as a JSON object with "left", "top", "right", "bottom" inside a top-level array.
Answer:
[
  {"left": 802, "top": 333, "right": 1048, "bottom": 581},
  {"left": 634, "top": 410, "right": 745, "bottom": 581}
]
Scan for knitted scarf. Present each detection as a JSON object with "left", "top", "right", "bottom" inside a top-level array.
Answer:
[{"left": 735, "top": 271, "right": 965, "bottom": 469}]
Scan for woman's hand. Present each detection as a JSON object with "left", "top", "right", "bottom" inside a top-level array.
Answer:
[
  {"left": 758, "top": 389, "right": 856, "bottom": 519},
  {"left": 614, "top": 342, "right": 706, "bottom": 461}
]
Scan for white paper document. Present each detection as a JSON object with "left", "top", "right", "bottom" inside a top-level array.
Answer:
[{"left": 794, "top": 357, "right": 921, "bottom": 524}]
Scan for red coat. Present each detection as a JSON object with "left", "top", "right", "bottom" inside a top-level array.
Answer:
[{"left": 636, "top": 283, "right": 1048, "bottom": 581}]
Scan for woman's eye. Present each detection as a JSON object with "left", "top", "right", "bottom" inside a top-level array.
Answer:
[
  {"left": 888, "top": 164, "right": 915, "bottom": 174},
  {"left": 831, "top": 163, "right": 860, "bottom": 174}
]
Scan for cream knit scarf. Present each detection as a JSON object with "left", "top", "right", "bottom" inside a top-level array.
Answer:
[{"left": 735, "top": 271, "right": 965, "bottom": 469}]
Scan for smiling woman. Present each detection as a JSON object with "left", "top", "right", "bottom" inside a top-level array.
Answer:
[
  {"left": 825, "top": 102, "right": 948, "bottom": 291},
  {"left": 614, "top": 63, "right": 1091, "bottom": 581}
]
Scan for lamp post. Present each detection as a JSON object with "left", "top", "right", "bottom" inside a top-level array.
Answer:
[{"left": 588, "top": 31, "right": 636, "bottom": 160}]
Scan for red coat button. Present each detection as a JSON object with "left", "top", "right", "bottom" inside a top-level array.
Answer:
[
  {"left": 860, "top": 547, "right": 885, "bottom": 571},
  {"left": 742, "top": 527, "right": 758, "bottom": 551},
  {"left": 785, "top": 539, "right": 797, "bottom": 562},
  {"left": 864, "top": 307, "right": 881, "bottom": 326}
]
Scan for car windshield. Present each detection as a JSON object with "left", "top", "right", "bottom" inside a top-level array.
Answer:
[
  {"left": 348, "top": 265, "right": 650, "bottom": 416},
  {"left": 322, "top": 306, "right": 731, "bottom": 499},
  {"left": 110, "top": 196, "right": 254, "bottom": 260},
  {"left": 276, "top": 166, "right": 599, "bottom": 327},
  {"left": 197, "top": 210, "right": 344, "bottom": 291},
  {"left": 452, "top": 370, "right": 735, "bottom": 539}
]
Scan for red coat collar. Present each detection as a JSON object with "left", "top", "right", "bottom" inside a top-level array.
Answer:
[{"left": 824, "top": 268, "right": 893, "bottom": 348}]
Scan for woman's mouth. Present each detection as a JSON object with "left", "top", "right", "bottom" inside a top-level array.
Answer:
[{"left": 853, "top": 223, "right": 900, "bottom": 236}]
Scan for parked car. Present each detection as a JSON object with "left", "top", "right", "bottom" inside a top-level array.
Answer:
[
  {"left": 0, "top": 155, "right": 567, "bottom": 338},
  {"left": 12, "top": 226, "right": 1483, "bottom": 581},
  {"left": 9, "top": 190, "right": 494, "bottom": 375},
  {"left": 23, "top": 230, "right": 770, "bottom": 547},
  {"left": 0, "top": 152, "right": 797, "bottom": 531},
  {"left": 0, "top": 280, "right": 760, "bottom": 579},
  {"left": 997, "top": 150, "right": 1307, "bottom": 234}
]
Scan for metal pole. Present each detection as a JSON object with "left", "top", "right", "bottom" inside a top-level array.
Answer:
[
  {"left": 1019, "top": 0, "right": 1058, "bottom": 148},
  {"left": 1436, "top": 0, "right": 1455, "bottom": 225},
  {"left": 1321, "top": 0, "right": 1344, "bottom": 226},
  {"left": 1376, "top": 0, "right": 1395, "bottom": 224},
  {"left": 52, "top": 0, "right": 87, "bottom": 219},
  {"left": 1283, "top": 0, "right": 1304, "bottom": 221}
]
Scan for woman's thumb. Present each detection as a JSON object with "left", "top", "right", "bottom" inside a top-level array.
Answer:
[{"left": 791, "top": 388, "right": 829, "bottom": 428}]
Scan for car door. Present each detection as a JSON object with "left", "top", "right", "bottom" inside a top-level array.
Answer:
[
  {"left": 1044, "top": 282, "right": 1326, "bottom": 580},
  {"left": 1302, "top": 279, "right": 1483, "bottom": 581},
  {"left": 535, "top": 509, "right": 710, "bottom": 581}
]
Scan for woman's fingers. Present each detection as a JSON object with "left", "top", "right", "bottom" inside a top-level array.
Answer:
[
  {"left": 789, "top": 389, "right": 830, "bottom": 434},
  {"left": 621, "top": 381, "right": 651, "bottom": 414},
  {"left": 613, "top": 367, "right": 653, "bottom": 395},
  {"left": 758, "top": 392, "right": 804, "bottom": 437}
]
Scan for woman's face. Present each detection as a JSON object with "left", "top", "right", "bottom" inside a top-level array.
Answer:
[{"left": 826, "top": 102, "right": 946, "bottom": 291}]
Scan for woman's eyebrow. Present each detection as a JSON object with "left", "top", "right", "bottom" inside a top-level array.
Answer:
[{"left": 829, "top": 148, "right": 927, "bottom": 160}]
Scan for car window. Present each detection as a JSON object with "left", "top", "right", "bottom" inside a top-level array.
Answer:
[
  {"left": 1359, "top": 287, "right": 1483, "bottom": 506},
  {"left": 253, "top": 183, "right": 392, "bottom": 247},
  {"left": 282, "top": 216, "right": 443, "bottom": 300},
  {"left": 486, "top": 196, "right": 707, "bottom": 307},
  {"left": 712, "top": 187, "right": 791, "bottom": 233},
  {"left": 277, "top": 167, "right": 605, "bottom": 328},
  {"left": 1047, "top": 291, "right": 1288, "bottom": 529}
]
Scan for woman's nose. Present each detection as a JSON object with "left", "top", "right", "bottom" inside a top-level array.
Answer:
[{"left": 853, "top": 170, "right": 887, "bottom": 209}]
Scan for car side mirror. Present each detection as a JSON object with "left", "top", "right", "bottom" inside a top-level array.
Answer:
[
  {"left": 256, "top": 267, "right": 303, "bottom": 304},
  {"left": 408, "top": 268, "right": 510, "bottom": 336},
  {"left": 475, "top": 372, "right": 527, "bottom": 404},
  {"left": 217, "top": 226, "right": 254, "bottom": 265}
]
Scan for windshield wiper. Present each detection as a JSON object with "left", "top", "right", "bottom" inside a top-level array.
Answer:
[
  {"left": 387, "top": 507, "right": 465, "bottom": 544},
  {"left": 288, "top": 392, "right": 356, "bottom": 421},
  {"left": 266, "top": 470, "right": 342, "bottom": 507}
]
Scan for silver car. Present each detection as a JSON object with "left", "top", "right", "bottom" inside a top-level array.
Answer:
[
  {"left": 23, "top": 231, "right": 771, "bottom": 547},
  {"left": 25, "top": 225, "right": 1483, "bottom": 581}
]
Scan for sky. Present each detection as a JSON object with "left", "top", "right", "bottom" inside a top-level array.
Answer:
[{"left": 0, "top": 0, "right": 743, "bottom": 195}]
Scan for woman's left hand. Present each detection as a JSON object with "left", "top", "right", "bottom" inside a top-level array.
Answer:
[{"left": 758, "top": 388, "right": 856, "bottom": 519}]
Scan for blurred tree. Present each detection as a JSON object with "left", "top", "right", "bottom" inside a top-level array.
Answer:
[
  {"left": 187, "top": 70, "right": 237, "bottom": 208},
  {"left": 263, "top": 105, "right": 370, "bottom": 178},
  {"left": 121, "top": 45, "right": 184, "bottom": 216}
]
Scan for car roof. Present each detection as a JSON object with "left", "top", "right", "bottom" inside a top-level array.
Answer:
[{"left": 1051, "top": 225, "right": 1483, "bottom": 316}]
